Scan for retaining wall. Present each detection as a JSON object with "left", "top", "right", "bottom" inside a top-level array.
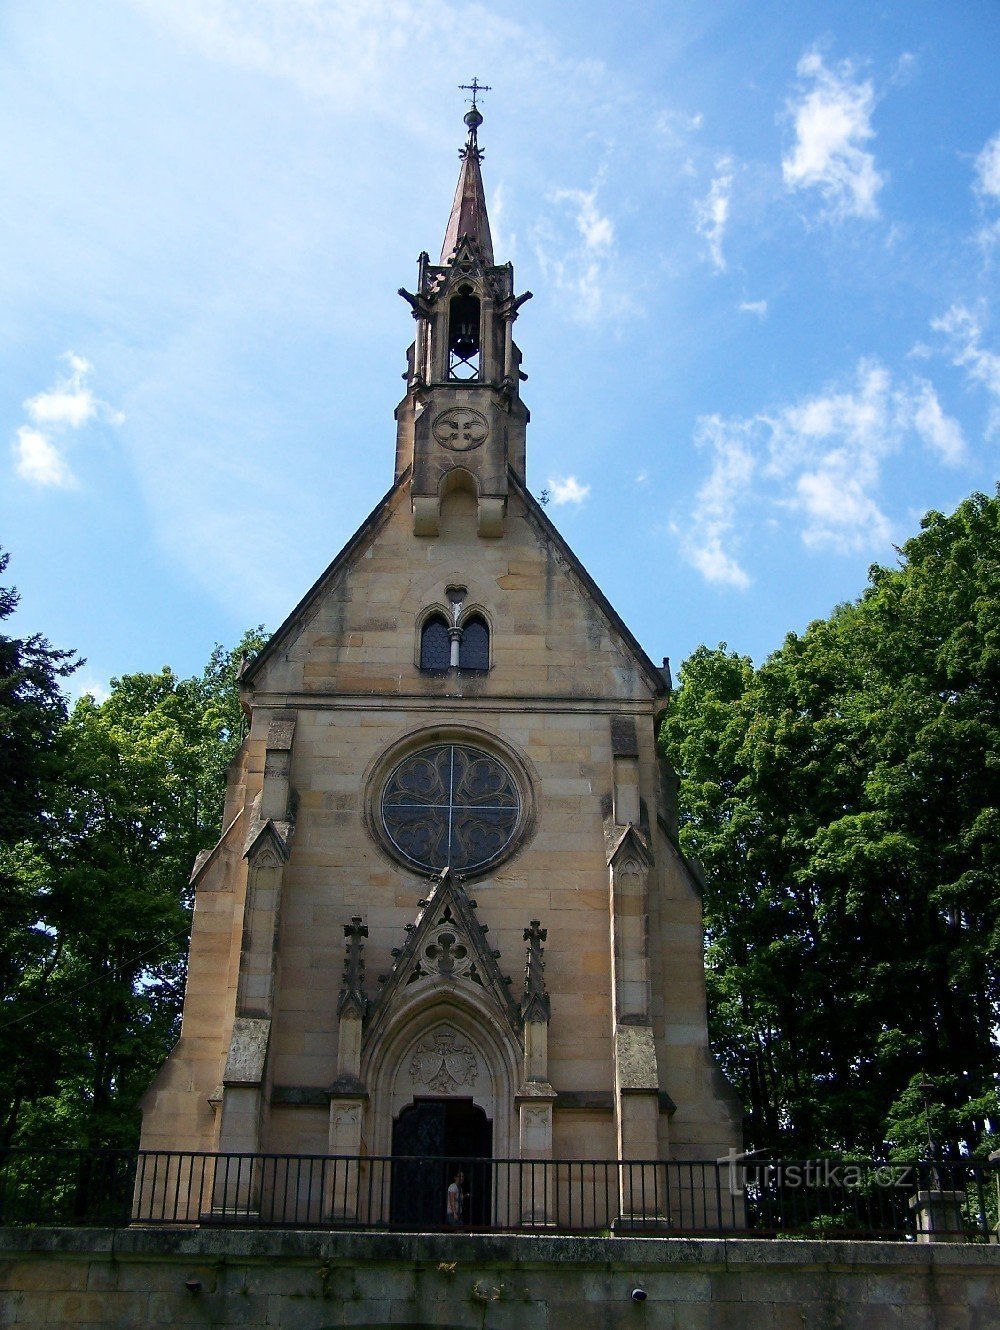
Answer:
[{"left": 1, "top": 1227, "right": 998, "bottom": 1328}]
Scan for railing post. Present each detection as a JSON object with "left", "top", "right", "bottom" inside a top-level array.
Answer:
[{"left": 909, "top": 1161, "right": 968, "bottom": 1243}]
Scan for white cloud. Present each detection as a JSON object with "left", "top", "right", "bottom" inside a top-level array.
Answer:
[
  {"left": 972, "top": 132, "right": 1000, "bottom": 251},
  {"left": 907, "top": 380, "right": 967, "bottom": 464},
  {"left": 782, "top": 50, "right": 883, "bottom": 220},
  {"left": 759, "top": 363, "right": 896, "bottom": 552},
  {"left": 677, "top": 416, "right": 755, "bottom": 590},
  {"left": 131, "top": 0, "right": 533, "bottom": 120},
  {"left": 655, "top": 108, "right": 703, "bottom": 143},
  {"left": 739, "top": 299, "right": 768, "bottom": 318},
  {"left": 793, "top": 468, "right": 891, "bottom": 550},
  {"left": 488, "top": 182, "right": 515, "bottom": 262},
  {"left": 69, "top": 672, "right": 112, "bottom": 704},
  {"left": 696, "top": 157, "right": 733, "bottom": 273},
  {"left": 548, "top": 475, "right": 590, "bottom": 505},
  {"left": 11, "top": 352, "right": 122, "bottom": 488},
  {"left": 12, "top": 426, "right": 76, "bottom": 488},
  {"left": 677, "top": 359, "right": 966, "bottom": 583},
  {"left": 977, "top": 219, "right": 1000, "bottom": 252},
  {"left": 534, "top": 181, "right": 629, "bottom": 324},
  {"left": 974, "top": 131, "right": 1000, "bottom": 199},
  {"left": 135, "top": 1, "right": 659, "bottom": 333},
  {"left": 555, "top": 186, "right": 614, "bottom": 255},
  {"left": 25, "top": 352, "right": 97, "bottom": 428},
  {"left": 635, "top": 470, "right": 649, "bottom": 485},
  {"left": 932, "top": 303, "right": 1000, "bottom": 436},
  {"left": 890, "top": 52, "right": 918, "bottom": 87}
]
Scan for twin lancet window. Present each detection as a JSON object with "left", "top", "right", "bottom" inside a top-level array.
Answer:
[{"left": 419, "top": 588, "right": 489, "bottom": 673}]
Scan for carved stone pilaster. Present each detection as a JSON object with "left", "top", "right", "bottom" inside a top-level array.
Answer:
[
  {"left": 516, "top": 1083, "right": 557, "bottom": 1225},
  {"left": 607, "top": 825, "right": 661, "bottom": 1175},
  {"left": 212, "top": 1016, "right": 272, "bottom": 1216},
  {"left": 216, "top": 718, "right": 296, "bottom": 1169},
  {"left": 325, "top": 1095, "right": 367, "bottom": 1222}
]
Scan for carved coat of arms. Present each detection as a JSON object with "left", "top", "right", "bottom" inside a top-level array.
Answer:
[{"left": 409, "top": 1028, "right": 479, "bottom": 1093}]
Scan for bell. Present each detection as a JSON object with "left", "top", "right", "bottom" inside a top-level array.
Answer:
[{"left": 452, "top": 322, "right": 478, "bottom": 357}]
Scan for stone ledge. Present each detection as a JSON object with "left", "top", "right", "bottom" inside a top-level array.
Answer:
[{"left": 1, "top": 1227, "right": 997, "bottom": 1272}]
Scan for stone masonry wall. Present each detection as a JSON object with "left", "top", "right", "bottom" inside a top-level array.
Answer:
[
  {"left": 1, "top": 1228, "right": 997, "bottom": 1329},
  {"left": 142, "top": 478, "right": 740, "bottom": 1168}
]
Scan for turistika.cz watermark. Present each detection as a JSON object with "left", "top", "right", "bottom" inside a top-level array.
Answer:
[{"left": 717, "top": 1150, "right": 924, "bottom": 1197}]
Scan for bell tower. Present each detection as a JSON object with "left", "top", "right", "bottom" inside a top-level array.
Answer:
[{"left": 394, "top": 93, "right": 532, "bottom": 539}]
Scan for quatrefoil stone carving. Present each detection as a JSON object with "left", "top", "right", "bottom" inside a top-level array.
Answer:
[{"left": 432, "top": 407, "right": 489, "bottom": 451}]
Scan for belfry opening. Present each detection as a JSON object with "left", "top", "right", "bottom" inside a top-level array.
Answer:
[{"left": 447, "top": 287, "right": 481, "bottom": 379}]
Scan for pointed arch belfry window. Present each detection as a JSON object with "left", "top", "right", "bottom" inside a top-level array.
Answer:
[
  {"left": 447, "top": 286, "right": 481, "bottom": 380},
  {"left": 459, "top": 615, "right": 490, "bottom": 671},
  {"left": 419, "top": 615, "right": 451, "bottom": 671}
]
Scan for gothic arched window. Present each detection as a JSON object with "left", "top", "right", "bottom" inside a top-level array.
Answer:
[
  {"left": 458, "top": 615, "right": 489, "bottom": 671},
  {"left": 419, "top": 615, "right": 451, "bottom": 671}
]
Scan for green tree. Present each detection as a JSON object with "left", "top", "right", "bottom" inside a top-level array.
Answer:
[
  {"left": 0, "top": 551, "right": 81, "bottom": 1145},
  {"left": 0, "top": 621, "right": 268, "bottom": 1149},
  {"left": 661, "top": 490, "right": 1000, "bottom": 1157},
  {"left": 0, "top": 549, "right": 80, "bottom": 840}
]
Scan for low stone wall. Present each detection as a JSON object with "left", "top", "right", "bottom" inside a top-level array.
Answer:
[{"left": 0, "top": 1227, "right": 997, "bottom": 1328}]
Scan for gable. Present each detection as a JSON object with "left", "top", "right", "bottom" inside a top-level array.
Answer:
[
  {"left": 363, "top": 867, "right": 523, "bottom": 1052},
  {"left": 244, "top": 471, "right": 667, "bottom": 702}
]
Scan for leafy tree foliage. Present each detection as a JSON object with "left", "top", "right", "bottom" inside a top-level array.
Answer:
[
  {"left": 661, "top": 490, "right": 999, "bottom": 1158},
  {"left": 0, "top": 550, "right": 80, "bottom": 841},
  {"left": 0, "top": 596, "right": 267, "bottom": 1149},
  {"left": 0, "top": 551, "right": 81, "bottom": 1147}
]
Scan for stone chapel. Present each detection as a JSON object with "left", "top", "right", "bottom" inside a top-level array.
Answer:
[{"left": 139, "top": 102, "right": 741, "bottom": 1216}]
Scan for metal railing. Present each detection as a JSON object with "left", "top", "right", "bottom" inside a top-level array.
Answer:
[{"left": 0, "top": 1149, "right": 995, "bottom": 1240}]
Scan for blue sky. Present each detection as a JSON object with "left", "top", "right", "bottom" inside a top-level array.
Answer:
[{"left": 2, "top": 1, "right": 998, "bottom": 698}]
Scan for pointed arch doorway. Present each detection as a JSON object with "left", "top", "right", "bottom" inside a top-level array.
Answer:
[{"left": 390, "top": 1098, "right": 492, "bottom": 1227}]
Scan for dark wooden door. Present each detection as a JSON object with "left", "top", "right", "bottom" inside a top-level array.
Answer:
[{"left": 390, "top": 1099, "right": 492, "bottom": 1227}]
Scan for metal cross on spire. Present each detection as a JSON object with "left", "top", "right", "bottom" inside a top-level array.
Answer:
[
  {"left": 459, "top": 78, "right": 491, "bottom": 111},
  {"left": 457, "top": 79, "right": 490, "bottom": 161}
]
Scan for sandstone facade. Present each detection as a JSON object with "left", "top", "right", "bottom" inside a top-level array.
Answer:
[{"left": 138, "top": 105, "right": 740, "bottom": 1221}]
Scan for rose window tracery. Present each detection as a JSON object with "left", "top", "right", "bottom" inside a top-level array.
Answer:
[{"left": 380, "top": 743, "right": 521, "bottom": 875}]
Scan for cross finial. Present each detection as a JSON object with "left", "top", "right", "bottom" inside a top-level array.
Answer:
[
  {"left": 458, "top": 79, "right": 490, "bottom": 157},
  {"left": 459, "top": 78, "right": 491, "bottom": 112},
  {"left": 337, "top": 915, "right": 368, "bottom": 1019},
  {"left": 521, "top": 919, "right": 551, "bottom": 1024}
]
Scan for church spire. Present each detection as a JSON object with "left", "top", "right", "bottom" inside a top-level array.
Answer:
[
  {"left": 440, "top": 95, "right": 494, "bottom": 264},
  {"left": 395, "top": 89, "right": 532, "bottom": 538}
]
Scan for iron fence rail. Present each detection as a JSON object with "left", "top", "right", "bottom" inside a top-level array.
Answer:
[{"left": 0, "top": 1149, "right": 994, "bottom": 1240}]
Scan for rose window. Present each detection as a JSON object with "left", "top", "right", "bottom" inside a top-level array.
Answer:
[{"left": 380, "top": 743, "right": 521, "bottom": 875}]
